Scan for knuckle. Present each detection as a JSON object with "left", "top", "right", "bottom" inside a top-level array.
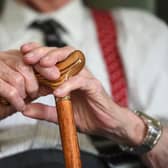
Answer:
[
  {"left": 72, "top": 74, "right": 85, "bottom": 85},
  {"left": 5, "top": 55, "right": 19, "bottom": 66},
  {"left": 64, "top": 46, "right": 75, "bottom": 51},
  {"left": 34, "top": 47, "right": 47, "bottom": 55},
  {"left": 49, "top": 50, "right": 58, "bottom": 59},
  {"left": 18, "top": 63, "right": 32, "bottom": 74},
  {"left": 79, "top": 76, "right": 85, "bottom": 84},
  {"left": 8, "top": 88, "right": 18, "bottom": 99},
  {"left": 14, "top": 74, "right": 24, "bottom": 86},
  {"left": 47, "top": 47, "right": 58, "bottom": 56},
  {"left": 15, "top": 58, "right": 25, "bottom": 69},
  {"left": 92, "top": 79, "right": 103, "bottom": 92},
  {"left": 27, "top": 83, "right": 39, "bottom": 95},
  {"left": 50, "top": 47, "right": 60, "bottom": 54}
]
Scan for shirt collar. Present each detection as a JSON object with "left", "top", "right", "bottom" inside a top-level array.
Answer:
[{"left": 1, "top": 0, "right": 87, "bottom": 43}]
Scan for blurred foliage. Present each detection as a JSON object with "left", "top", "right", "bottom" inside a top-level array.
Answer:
[{"left": 86, "top": 0, "right": 155, "bottom": 12}]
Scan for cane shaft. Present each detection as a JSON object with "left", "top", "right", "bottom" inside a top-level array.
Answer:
[{"left": 56, "top": 96, "right": 82, "bottom": 168}]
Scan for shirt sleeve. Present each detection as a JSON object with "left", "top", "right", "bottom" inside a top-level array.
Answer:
[{"left": 112, "top": 8, "right": 168, "bottom": 123}]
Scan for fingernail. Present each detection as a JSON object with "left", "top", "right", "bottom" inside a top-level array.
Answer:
[
  {"left": 25, "top": 53, "right": 34, "bottom": 58},
  {"left": 50, "top": 71, "right": 60, "bottom": 80},
  {"left": 22, "top": 105, "right": 31, "bottom": 116},
  {"left": 21, "top": 44, "right": 30, "bottom": 50}
]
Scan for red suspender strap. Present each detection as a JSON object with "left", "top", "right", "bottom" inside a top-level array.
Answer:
[{"left": 91, "top": 10, "right": 128, "bottom": 107}]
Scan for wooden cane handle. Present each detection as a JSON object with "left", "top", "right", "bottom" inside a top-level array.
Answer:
[
  {"left": 36, "top": 50, "right": 85, "bottom": 90},
  {"left": 56, "top": 96, "right": 82, "bottom": 168}
]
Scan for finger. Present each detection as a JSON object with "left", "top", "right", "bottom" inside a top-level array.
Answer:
[
  {"left": 53, "top": 69, "right": 94, "bottom": 97},
  {"left": 23, "top": 46, "right": 55, "bottom": 64},
  {"left": 8, "top": 59, "right": 39, "bottom": 99},
  {"left": 17, "top": 66, "right": 39, "bottom": 98},
  {"left": 54, "top": 68, "right": 101, "bottom": 97},
  {"left": 35, "top": 64, "right": 60, "bottom": 80},
  {"left": 54, "top": 76, "right": 84, "bottom": 97},
  {"left": 0, "top": 78, "right": 25, "bottom": 111},
  {"left": 39, "top": 46, "right": 75, "bottom": 67},
  {"left": 2, "top": 51, "right": 39, "bottom": 98},
  {"left": 0, "top": 61, "right": 26, "bottom": 98},
  {"left": 23, "top": 103, "right": 57, "bottom": 123},
  {"left": 20, "top": 42, "right": 42, "bottom": 54}
]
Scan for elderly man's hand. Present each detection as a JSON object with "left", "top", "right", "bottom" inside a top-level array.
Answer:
[
  {"left": 0, "top": 46, "right": 60, "bottom": 120},
  {"left": 21, "top": 42, "right": 146, "bottom": 146},
  {"left": 0, "top": 49, "right": 39, "bottom": 119}
]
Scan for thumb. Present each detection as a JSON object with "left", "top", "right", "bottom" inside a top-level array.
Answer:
[{"left": 22, "top": 103, "right": 58, "bottom": 123}]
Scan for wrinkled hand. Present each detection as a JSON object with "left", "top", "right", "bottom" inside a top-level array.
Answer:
[
  {"left": 0, "top": 49, "right": 39, "bottom": 119},
  {"left": 21, "top": 42, "right": 146, "bottom": 146},
  {"left": 0, "top": 44, "right": 61, "bottom": 120}
]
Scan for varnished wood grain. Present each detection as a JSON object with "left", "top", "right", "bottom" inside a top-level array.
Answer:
[{"left": 56, "top": 96, "right": 82, "bottom": 168}]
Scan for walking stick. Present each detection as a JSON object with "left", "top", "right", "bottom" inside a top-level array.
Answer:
[{"left": 0, "top": 50, "right": 85, "bottom": 168}]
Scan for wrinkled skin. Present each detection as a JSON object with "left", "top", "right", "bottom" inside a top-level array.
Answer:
[{"left": 20, "top": 42, "right": 146, "bottom": 146}]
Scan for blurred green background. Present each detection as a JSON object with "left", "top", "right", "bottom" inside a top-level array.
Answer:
[{"left": 87, "top": 0, "right": 155, "bottom": 13}]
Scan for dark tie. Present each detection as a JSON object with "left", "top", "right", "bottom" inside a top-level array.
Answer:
[{"left": 29, "top": 19, "right": 67, "bottom": 47}]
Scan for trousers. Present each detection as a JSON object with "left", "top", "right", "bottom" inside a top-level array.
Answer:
[
  {"left": 0, "top": 149, "right": 107, "bottom": 168},
  {"left": 0, "top": 148, "right": 147, "bottom": 168}
]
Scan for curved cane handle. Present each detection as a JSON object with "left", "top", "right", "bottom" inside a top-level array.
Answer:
[{"left": 36, "top": 50, "right": 85, "bottom": 89}]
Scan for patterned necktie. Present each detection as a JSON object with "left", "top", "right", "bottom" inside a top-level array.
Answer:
[{"left": 29, "top": 19, "right": 67, "bottom": 47}]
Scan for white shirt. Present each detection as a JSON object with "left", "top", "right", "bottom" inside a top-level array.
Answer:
[{"left": 0, "top": 0, "right": 168, "bottom": 159}]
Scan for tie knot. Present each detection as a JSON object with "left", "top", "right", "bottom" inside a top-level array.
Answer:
[{"left": 29, "top": 19, "right": 67, "bottom": 47}]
